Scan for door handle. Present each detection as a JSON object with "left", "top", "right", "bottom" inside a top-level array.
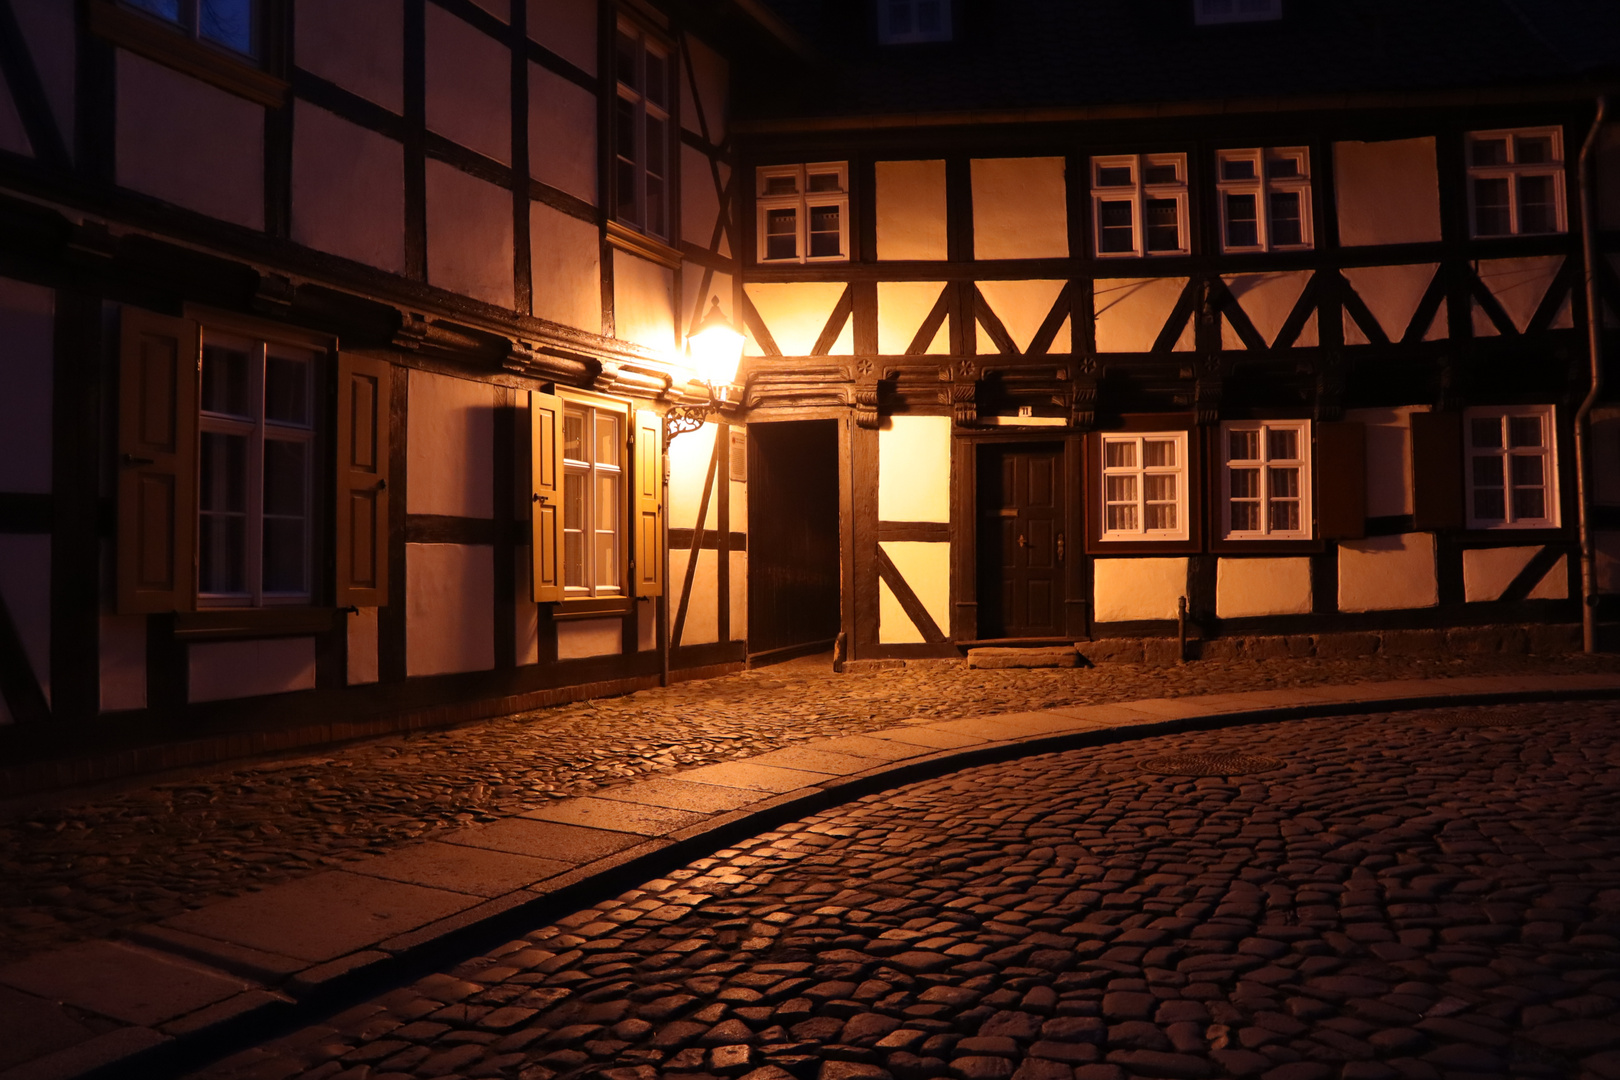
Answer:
[
  {"left": 1057, "top": 532, "right": 1065, "bottom": 563},
  {"left": 1017, "top": 534, "right": 1028, "bottom": 548}
]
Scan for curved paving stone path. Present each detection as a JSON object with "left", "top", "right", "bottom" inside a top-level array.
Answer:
[{"left": 196, "top": 700, "right": 1620, "bottom": 1080}]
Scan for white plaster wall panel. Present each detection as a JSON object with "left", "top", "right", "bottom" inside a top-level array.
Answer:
[
  {"left": 613, "top": 253, "right": 677, "bottom": 356},
  {"left": 730, "top": 551, "right": 747, "bottom": 642},
  {"left": 529, "top": 62, "right": 596, "bottom": 205},
  {"left": 681, "top": 35, "right": 728, "bottom": 143},
  {"left": 1594, "top": 416, "right": 1620, "bottom": 505},
  {"left": 731, "top": 473, "right": 747, "bottom": 534},
  {"left": 971, "top": 158, "right": 1068, "bottom": 260},
  {"left": 1094, "top": 558, "right": 1188, "bottom": 623},
  {"left": 880, "top": 541, "right": 951, "bottom": 641},
  {"left": 682, "top": 271, "right": 733, "bottom": 346},
  {"left": 877, "top": 282, "right": 949, "bottom": 355},
  {"left": 743, "top": 282, "right": 849, "bottom": 357},
  {"left": 291, "top": 103, "right": 406, "bottom": 273},
  {"left": 407, "top": 368, "right": 495, "bottom": 518},
  {"left": 878, "top": 579, "right": 922, "bottom": 644},
  {"left": 977, "top": 280, "right": 1066, "bottom": 354},
  {"left": 0, "top": 277, "right": 52, "bottom": 493},
  {"left": 189, "top": 638, "right": 316, "bottom": 703},
  {"left": 557, "top": 618, "right": 622, "bottom": 660},
  {"left": 1529, "top": 556, "right": 1570, "bottom": 601},
  {"left": 1550, "top": 295, "right": 1574, "bottom": 331},
  {"left": 670, "top": 549, "right": 720, "bottom": 646},
  {"left": 1338, "top": 533, "right": 1438, "bottom": 612},
  {"left": 1215, "top": 558, "right": 1313, "bottom": 619},
  {"left": 528, "top": 0, "right": 595, "bottom": 75},
  {"left": 1475, "top": 256, "right": 1563, "bottom": 333},
  {"left": 875, "top": 160, "right": 948, "bottom": 261},
  {"left": 878, "top": 415, "right": 951, "bottom": 523},
  {"left": 530, "top": 201, "right": 600, "bottom": 333},
  {"left": 12, "top": 0, "right": 76, "bottom": 153},
  {"left": 425, "top": 160, "right": 514, "bottom": 308},
  {"left": 1462, "top": 545, "right": 1538, "bottom": 602},
  {"left": 682, "top": 144, "right": 723, "bottom": 248},
  {"left": 0, "top": 534, "right": 49, "bottom": 704},
  {"left": 294, "top": 0, "right": 402, "bottom": 112},
  {"left": 1598, "top": 531, "right": 1620, "bottom": 592},
  {"left": 513, "top": 546, "right": 539, "bottom": 665},
  {"left": 1344, "top": 406, "right": 1426, "bottom": 518},
  {"left": 1341, "top": 264, "right": 1437, "bottom": 343},
  {"left": 1333, "top": 137, "right": 1442, "bottom": 247},
  {"left": 1094, "top": 278, "right": 1189, "bottom": 354},
  {"left": 0, "top": 77, "right": 28, "bottom": 155},
  {"left": 347, "top": 607, "right": 379, "bottom": 684},
  {"left": 638, "top": 598, "right": 656, "bottom": 652},
  {"left": 116, "top": 52, "right": 264, "bottom": 229},
  {"left": 668, "top": 422, "right": 718, "bottom": 532},
  {"left": 99, "top": 615, "right": 145, "bottom": 711},
  {"left": 425, "top": 4, "right": 510, "bottom": 164},
  {"left": 827, "top": 319, "right": 855, "bottom": 356},
  {"left": 1222, "top": 272, "right": 1311, "bottom": 347},
  {"left": 1471, "top": 300, "right": 1499, "bottom": 339},
  {"left": 406, "top": 543, "right": 495, "bottom": 675}
]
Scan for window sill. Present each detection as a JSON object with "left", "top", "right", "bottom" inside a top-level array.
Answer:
[
  {"left": 551, "top": 597, "right": 636, "bottom": 619},
  {"left": 89, "top": 1, "right": 288, "bottom": 108},
  {"left": 1210, "top": 537, "right": 1324, "bottom": 555},
  {"left": 606, "top": 221, "right": 682, "bottom": 270},
  {"left": 173, "top": 607, "right": 338, "bottom": 640}
]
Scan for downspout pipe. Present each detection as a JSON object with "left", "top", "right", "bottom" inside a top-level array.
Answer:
[{"left": 1575, "top": 95, "right": 1609, "bottom": 654}]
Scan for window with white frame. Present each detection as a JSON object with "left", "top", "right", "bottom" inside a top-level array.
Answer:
[
  {"left": 756, "top": 163, "right": 850, "bottom": 263},
  {"left": 1091, "top": 154, "right": 1189, "bottom": 257},
  {"left": 1222, "top": 420, "right": 1311, "bottom": 539},
  {"left": 563, "top": 403, "right": 625, "bottom": 595},
  {"left": 613, "top": 21, "right": 673, "bottom": 240},
  {"left": 1216, "top": 147, "right": 1311, "bottom": 252},
  {"left": 197, "top": 330, "right": 315, "bottom": 605},
  {"left": 122, "top": 0, "right": 258, "bottom": 58},
  {"left": 1466, "top": 129, "right": 1564, "bottom": 238},
  {"left": 878, "top": 0, "right": 951, "bottom": 43},
  {"left": 1195, "top": 0, "right": 1281, "bottom": 24},
  {"left": 1465, "top": 405, "right": 1558, "bottom": 529},
  {"left": 1099, "top": 432, "right": 1190, "bottom": 541}
]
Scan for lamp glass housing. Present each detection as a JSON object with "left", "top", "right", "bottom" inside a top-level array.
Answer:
[{"left": 688, "top": 301, "right": 744, "bottom": 390}]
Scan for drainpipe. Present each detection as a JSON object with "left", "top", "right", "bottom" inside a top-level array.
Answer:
[{"left": 1575, "top": 96, "right": 1609, "bottom": 654}]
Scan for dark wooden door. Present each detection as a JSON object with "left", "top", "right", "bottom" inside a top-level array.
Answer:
[
  {"left": 748, "top": 419, "right": 840, "bottom": 659},
  {"left": 978, "top": 443, "right": 1065, "bottom": 639}
]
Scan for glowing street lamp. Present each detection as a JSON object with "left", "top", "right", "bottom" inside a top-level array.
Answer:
[{"left": 665, "top": 298, "right": 743, "bottom": 442}]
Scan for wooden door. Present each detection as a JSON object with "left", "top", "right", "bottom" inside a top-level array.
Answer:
[
  {"left": 978, "top": 443, "right": 1065, "bottom": 638},
  {"left": 748, "top": 419, "right": 841, "bottom": 659}
]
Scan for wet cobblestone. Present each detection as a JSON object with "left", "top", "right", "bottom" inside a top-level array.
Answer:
[{"left": 192, "top": 698, "right": 1620, "bottom": 1080}]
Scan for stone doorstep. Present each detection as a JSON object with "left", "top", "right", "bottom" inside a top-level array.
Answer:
[{"left": 966, "top": 646, "right": 1081, "bottom": 669}]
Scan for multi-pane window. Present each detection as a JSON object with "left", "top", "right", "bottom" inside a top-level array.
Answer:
[
  {"left": 1223, "top": 421, "right": 1311, "bottom": 539},
  {"left": 197, "top": 332, "right": 314, "bottom": 604},
  {"left": 563, "top": 404, "right": 624, "bottom": 595},
  {"left": 1194, "top": 0, "right": 1282, "bottom": 24},
  {"left": 123, "top": 0, "right": 257, "bottom": 57},
  {"left": 1466, "top": 129, "right": 1564, "bottom": 238},
  {"left": 756, "top": 163, "right": 849, "bottom": 263},
  {"left": 1091, "top": 154, "right": 1188, "bottom": 257},
  {"left": 1099, "top": 432, "right": 1189, "bottom": 541},
  {"left": 614, "top": 22, "right": 672, "bottom": 240},
  {"left": 878, "top": 0, "right": 952, "bottom": 43},
  {"left": 1216, "top": 148, "right": 1312, "bottom": 252},
  {"left": 1465, "top": 406, "right": 1558, "bottom": 529}
]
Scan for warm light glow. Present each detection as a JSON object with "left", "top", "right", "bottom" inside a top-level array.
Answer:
[{"left": 687, "top": 298, "right": 744, "bottom": 390}]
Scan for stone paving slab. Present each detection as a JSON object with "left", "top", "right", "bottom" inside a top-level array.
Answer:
[
  {"left": 0, "top": 940, "right": 249, "bottom": 1029},
  {"left": 588, "top": 776, "right": 763, "bottom": 812},
  {"left": 518, "top": 795, "right": 707, "bottom": 835},
  {"left": 438, "top": 817, "right": 640, "bottom": 862},
  {"left": 672, "top": 759, "right": 839, "bottom": 791},
  {"left": 350, "top": 840, "right": 571, "bottom": 897}
]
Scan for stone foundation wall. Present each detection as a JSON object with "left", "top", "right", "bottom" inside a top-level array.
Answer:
[{"left": 1080, "top": 623, "right": 1581, "bottom": 666}]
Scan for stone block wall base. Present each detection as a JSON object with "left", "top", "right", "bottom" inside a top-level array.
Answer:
[{"left": 1067, "top": 623, "right": 1581, "bottom": 666}]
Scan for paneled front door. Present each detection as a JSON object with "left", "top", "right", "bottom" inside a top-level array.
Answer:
[{"left": 977, "top": 443, "right": 1065, "bottom": 638}]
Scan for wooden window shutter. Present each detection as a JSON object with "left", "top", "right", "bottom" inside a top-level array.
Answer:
[
  {"left": 634, "top": 408, "right": 664, "bottom": 597},
  {"left": 116, "top": 308, "right": 199, "bottom": 614},
  {"left": 1410, "top": 411, "right": 1464, "bottom": 531},
  {"left": 1315, "top": 421, "right": 1366, "bottom": 540},
  {"left": 335, "top": 354, "right": 392, "bottom": 608},
  {"left": 529, "top": 389, "right": 565, "bottom": 603}
]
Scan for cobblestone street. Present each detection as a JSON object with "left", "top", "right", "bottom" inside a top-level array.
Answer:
[{"left": 194, "top": 697, "right": 1620, "bottom": 1080}]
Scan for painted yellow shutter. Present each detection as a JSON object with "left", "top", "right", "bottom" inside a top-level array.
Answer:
[
  {"left": 634, "top": 408, "right": 664, "bottom": 597},
  {"left": 530, "top": 390, "right": 565, "bottom": 602},
  {"left": 335, "top": 354, "right": 391, "bottom": 607},
  {"left": 116, "top": 308, "right": 198, "bottom": 614}
]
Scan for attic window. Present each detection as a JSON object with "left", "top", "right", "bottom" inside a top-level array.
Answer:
[
  {"left": 879, "top": 0, "right": 951, "bottom": 44},
  {"left": 1195, "top": 0, "right": 1281, "bottom": 25}
]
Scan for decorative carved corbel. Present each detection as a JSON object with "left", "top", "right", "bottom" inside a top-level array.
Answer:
[
  {"left": 1314, "top": 349, "right": 1346, "bottom": 422},
  {"left": 1193, "top": 353, "right": 1230, "bottom": 427},
  {"left": 854, "top": 382, "right": 883, "bottom": 429},
  {"left": 951, "top": 359, "right": 979, "bottom": 427},
  {"left": 1071, "top": 376, "right": 1098, "bottom": 430},
  {"left": 392, "top": 311, "right": 431, "bottom": 352},
  {"left": 251, "top": 272, "right": 296, "bottom": 316}
]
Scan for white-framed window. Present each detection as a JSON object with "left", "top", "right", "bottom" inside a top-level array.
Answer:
[
  {"left": 197, "top": 330, "right": 315, "bottom": 606},
  {"left": 563, "top": 402, "right": 626, "bottom": 596},
  {"left": 1466, "top": 128, "right": 1565, "bottom": 238},
  {"left": 1216, "top": 147, "right": 1312, "bottom": 252},
  {"left": 613, "top": 21, "right": 673, "bottom": 241},
  {"left": 878, "top": 0, "right": 952, "bottom": 43},
  {"left": 1091, "top": 154, "right": 1189, "bottom": 258},
  {"left": 1195, "top": 0, "right": 1281, "bottom": 24},
  {"left": 756, "top": 163, "right": 850, "bottom": 263},
  {"left": 1099, "top": 432, "right": 1190, "bottom": 541},
  {"left": 123, "top": 0, "right": 257, "bottom": 58},
  {"left": 1222, "top": 420, "right": 1311, "bottom": 540},
  {"left": 1465, "top": 405, "right": 1558, "bottom": 529}
]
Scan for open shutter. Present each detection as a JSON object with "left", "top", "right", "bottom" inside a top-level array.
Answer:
[
  {"left": 529, "top": 390, "right": 565, "bottom": 603},
  {"left": 116, "top": 309, "right": 198, "bottom": 614},
  {"left": 1411, "top": 411, "right": 1464, "bottom": 531},
  {"left": 1316, "top": 421, "right": 1366, "bottom": 540},
  {"left": 335, "top": 354, "right": 391, "bottom": 607},
  {"left": 634, "top": 408, "right": 664, "bottom": 597}
]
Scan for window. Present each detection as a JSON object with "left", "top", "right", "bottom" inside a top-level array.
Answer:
[
  {"left": 1466, "top": 129, "right": 1565, "bottom": 238},
  {"left": 614, "top": 22, "right": 673, "bottom": 240},
  {"left": 879, "top": 0, "right": 952, "bottom": 43},
  {"left": 1465, "top": 406, "right": 1558, "bottom": 529},
  {"left": 1099, "top": 432, "right": 1190, "bottom": 541},
  {"left": 756, "top": 163, "right": 850, "bottom": 263},
  {"left": 122, "top": 0, "right": 257, "bottom": 57},
  {"left": 563, "top": 403, "right": 626, "bottom": 597},
  {"left": 1216, "top": 147, "right": 1312, "bottom": 252},
  {"left": 1222, "top": 420, "right": 1311, "bottom": 539},
  {"left": 1195, "top": 0, "right": 1281, "bottom": 24},
  {"left": 1091, "top": 154, "right": 1188, "bottom": 257}
]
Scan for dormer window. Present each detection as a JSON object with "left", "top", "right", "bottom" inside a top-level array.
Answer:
[
  {"left": 879, "top": 0, "right": 951, "bottom": 44},
  {"left": 1195, "top": 0, "right": 1281, "bottom": 25}
]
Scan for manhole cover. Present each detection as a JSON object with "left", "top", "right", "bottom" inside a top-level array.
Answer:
[
  {"left": 1422, "top": 708, "right": 1540, "bottom": 728},
  {"left": 1137, "top": 750, "right": 1283, "bottom": 776}
]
